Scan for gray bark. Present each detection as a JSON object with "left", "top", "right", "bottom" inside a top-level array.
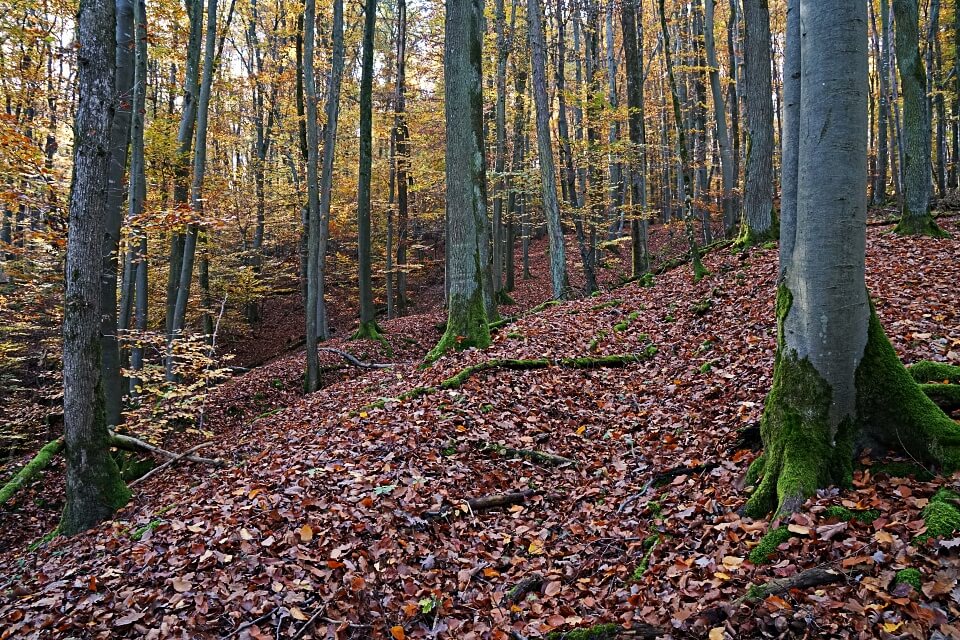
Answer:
[
  {"left": 892, "top": 0, "right": 933, "bottom": 227},
  {"left": 527, "top": 0, "right": 570, "bottom": 299},
  {"left": 741, "top": 0, "right": 775, "bottom": 243},
  {"left": 166, "top": 0, "right": 218, "bottom": 380},
  {"left": 779, "top": 0, "right": 799, "bottom": 272},
  {"left": 429, "top": 0, "right": 492, "bottom": 358},
  {"left": 621, "top": 0, "right": 649, "bottom": 275},
  {"left": 100, "top": 0, "right": 135, "bottom": 428},
  {"left": 355, "top": 0, "right": 377, "bottom": 335},
  {"left": 784, "top": 0, "right": 869, "bottom": 427},
  {"left": 129, "top": 0, "right": 148, "bottom": 395},
  {"left": 704, "top": 0, "right": 737, "bottom": 235},
  {"left": 304, "top": 0, "right": 321, "bottom": 391},
  {"left": 62, "top": 0, "right": 130, "bottom": 535}
]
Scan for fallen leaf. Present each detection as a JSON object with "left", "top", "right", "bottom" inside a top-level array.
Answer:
[{"left": 299, "top": 524, "right": 313, "bottom": 543}]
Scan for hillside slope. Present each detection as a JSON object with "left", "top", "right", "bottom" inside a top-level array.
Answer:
[{"left": 1, "top": 222, "right": 958, "bottom": 639}]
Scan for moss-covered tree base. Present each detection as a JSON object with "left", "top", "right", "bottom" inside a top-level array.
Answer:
[
  {"left": 747, "top": 290, "right": 960, "bottom": 518},
  {"left": 908, "top": 360, "right": 960, "bottom": 384},
  {"left": 425, "top": 293, "right": 491, "bottom": 364},
  {"left": 351, "top": 321, "right": 392, "bottom": 356},
  {"left": 734, "top": 215, "right": 779, "bottom": 250},
  {"left": 894, "top": 214, "right": 950, "bottom": 238}
]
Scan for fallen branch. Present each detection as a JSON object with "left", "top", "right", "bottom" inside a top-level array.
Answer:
[
  {"left": 0, "top": 437, "right": 64, "bottom": 506},
  {"left": 441, "top": 351, "right": 655, "bottom": 390},
  {"left": 129, "top": 442, "right": 212, "bottom": 488},
  {"left": 540, "top": 622, "right": 666, "bottom": 639},
  {"left": 110, "top": 432, "right": 225, "bottom": 467},
  {"left": 736, "top": 566, "right": 844, "bottom": 604},
  {"left": 423, "top": 489, "right": 542, "bottom": 519},
  {"left": 481, "top": 443, "right": 577, "bottom": 467},
  {"left": 291, "top": 605, "right": 326, "bottom": 640},
  {"left": 316, "top": 347, "right": 393, "bottom": 369},
  {"left": 505, "top": 572, "right": 543, "bottom": 604}
]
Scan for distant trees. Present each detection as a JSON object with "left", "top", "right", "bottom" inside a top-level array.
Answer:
[{"left": 62, "top": 0, "right": 130, "bottom": 535}]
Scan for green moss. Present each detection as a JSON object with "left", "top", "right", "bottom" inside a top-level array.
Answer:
[
  {"left": 27, "top": 526, "right": 61, "bottom": 552},
  {"left": 893, "top": 568, "right": 922, "bottom": 592},
  {"left": 352, "top": 321, "right": 393, "bottom": 356},
  {"left": 917, "top": 489, "right": 960, "bottom": 542},
  {"left": 590, "top": 299, "right": 622, "bottom": 311},
  {"left": 855, "top": 306, "right": 960, "bottom": 473},
  {"left": 745, "top": 454, "right": 766, "bottom": 486},
  {"left": 130, "top": 519, "right": 163, "bottom": 541},
  {"left": 871, "top": 461, "right": 934, "bottom": 482},
  {"left": 748, "top": 526, "right": 793, "bottom": 564},
  {"left": 690, "top": 297, "right": 712, "bottom": 316},
  {"left": 745, "top": 285, "right": 855, "bottom": 518},
  {"left": 506, "top": 331, "right": 523, "bottom": 339},
  {"left": 495, "top": 290, "right": 517, "bottom": 306},
  {"left": 920, "top": 383, "right": 960, "bottom": 410},
  {"left": 426, "top": 291, "right": 491, "bottom": 363},
  {"left": 823, "top": 505, "right": 880, "bottom": 523},
  {"left": 692, "top": 255, "right": 710, "bottom": 283},
  {"left": 0, "top": 437, "right": 65, "bottom": 505},
  {"left": 908, "top": 361, "right": 960, "bottom": 384},
  {"left": 528, "top": 299, "right": 561, "bottom": 314},
  {"left": 734, "top": 216, "right": 779, "bottom": 249},
  {"left": 546, "top": 623, "right": 621, "bottom": 640},
  {"left": 613, "top": 311, "right": 641, "bottom": 333},
  {"left": 744, "top": 584, "right": 767, "bottom": 601},
  {"left": 639, "top": 273, "right": 655, "bottom": 287},
  {"left": 894, "top": 214, "right": 950, "bottom": 238},
  {"left": 699, "top": 361, "right": 715, "bottom": 374},
  {"left": 629, "top": 535, "right": 661, "bottom": 580}
]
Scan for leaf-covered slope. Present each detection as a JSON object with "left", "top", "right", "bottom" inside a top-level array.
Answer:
[{"left": 1, "top": 221, "right": 958, "bottom": 639}]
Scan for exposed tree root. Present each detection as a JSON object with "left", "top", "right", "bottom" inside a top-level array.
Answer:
[
  {"left": 440, "top": 352, "right": 656, "bottom": 390},
  {"left": 651, "top": 462, "right": 720, "bottom": 487},
  {"left": 128, "top": 442, "right": 212, "bottom": 488},
  {"left": 738, "top": 567, "right": 844, "bottom": 604},
  {"left": 909, "top": 360, "right": 960, "bottom": 384},
  {"left": 0, "top": 437, "right": 64, "bottom": 506},
  {"left": 543, "top": 622, "right": 666, "bottom": 639},
  {"left": 921, "top": 383, "right": 960, "bottom": 412}
]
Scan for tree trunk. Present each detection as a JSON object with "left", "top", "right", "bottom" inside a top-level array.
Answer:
[
  {"left": 62, "top": 0, "right": 131, "bottom": 536},
  {"left": 739, "top": 0, "right": 775, "bottom": 245},
  {"left": 892, "top": 0, "right": 945, "bottom": 236},
  {"left": 394, "top": 0, "right": 410, "bottom": 315},
  {"left": 166, "top": 0, "right": 218, "bottom": 380},
  {"left": 621, "top": 0, "right": 649, "bottom": 276},
  {"left": 871, "top": 0, "right": 891, "bottom": 205},
  {"left": 658, "top": 0, "right": 708, "bottom": 281},
  {"left": 704, "top": 0, "right": 737, "bottom": 237},
  {"left": 527, "top": 0, "right": 570, "bottom": 300},
  {"left": 303, "top": 0, "right": 322, "bottom": 391},
  {"left": 165, "top": 0, "right": 202, "bottom": 338},
  {"left": 428, "top": 0, "right": 492, "bottom": 361},
  {"left": 318, "top": 0, "right": 345, "bottom": 339},
  {"left": 129, "top": 0, "right": 148, "bottom": 396},
  {"left": 100, "top": 0, "right": 135, "bottom": 429},
  {"left": 353, "top": 0, "right": 381, "bottom": 340},
  {"left": 746, "top": 0, "right": 960, "bottom": 519}
]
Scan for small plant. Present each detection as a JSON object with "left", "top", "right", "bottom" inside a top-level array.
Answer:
[{"left": 893, "top": 568, "right": 921, "bottom": 592}]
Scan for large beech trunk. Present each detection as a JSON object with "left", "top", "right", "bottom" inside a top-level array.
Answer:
[
  {"left": 747, "top": 0, "right": 960, "bottom": 518},
  {"left": 428, "top": 0, "right": 492, "bottom": 361}
]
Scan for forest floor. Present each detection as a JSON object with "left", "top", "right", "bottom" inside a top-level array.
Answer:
[{"left": 1, "top": 218, "right": 959, "bottom": 639}]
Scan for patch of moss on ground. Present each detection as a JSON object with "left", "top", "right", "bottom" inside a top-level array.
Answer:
[
  {"left": 629, "top": 535, "right": 661, "bottom": 581},
  {"left": 823, "top": 505, "right": 880, "bottom": 523},
  {"left": 546, "top": 623, "right": 621, "bottom": 640},
  {"left": 894, "top": 568, "right": 922, "bottom": 591},
  {"left": 917, "top": 489, "right": 960, "bottom": 542},
  {"left": 748, "top": 526, "right": 793, "bottom": 564}
]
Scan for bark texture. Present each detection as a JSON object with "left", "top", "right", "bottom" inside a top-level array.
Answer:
[
  {"left": 739, "top": 0, "right": 775, "bottom": 245},
  {"left": 748, "top": 0, "right": 960, "bottom": 518},
  {"left": 428, "top": 0, "right": 492, "bottom": 361},
  {"left": 62, "top": 0, "right": 131, "bottom": 535}
]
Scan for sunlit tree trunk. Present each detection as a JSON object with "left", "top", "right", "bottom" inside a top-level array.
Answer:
[
  {"left": 393, "top": 0, "right": 410, "bottom": 316},
  {"left": 621, "top": 0, "right": 649, "bottom": 276},
  {"left": 703, "top": 0, "right": 737, "bottom": 236},
  {"left": 62, "top": 0, "right": 131, "bottom": 536},
  {"left": 128, "top": 0, "right": 148, "bottom": 396},
  {"left": 303, "top": 0, "right": 321, "bottom": 391}
]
